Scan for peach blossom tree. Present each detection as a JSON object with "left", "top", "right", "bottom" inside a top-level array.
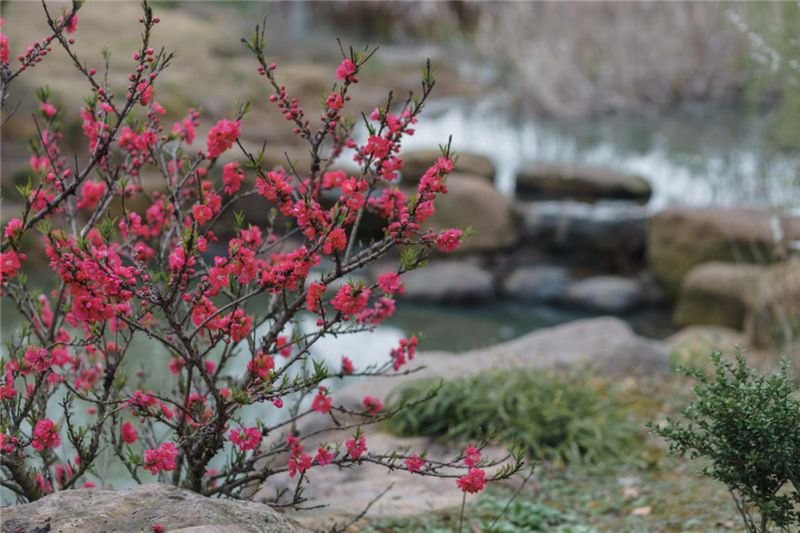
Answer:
[{"left": 0, "top": 0, "right": 522, "bottom": 509}]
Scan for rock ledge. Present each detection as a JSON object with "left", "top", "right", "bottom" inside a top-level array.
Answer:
[{"left": 1, "top": 483, "right": 309, "bottom": 533}]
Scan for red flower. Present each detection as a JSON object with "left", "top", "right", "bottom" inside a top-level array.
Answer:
[
  {"left": 464, "top": 445, "right": 481, "bottom": 467},
  {"left": 31, "top": 419, "right": 60, "bottom": 451},
  {"left": 315, "top": 446, "right": 334, "bottom": 467},
  {"left": 457, "top": 468, "right": 486, "bottom": 494},
  {"left": 345, "top": 435, "right": 367, "bottom": 459},
  {"left": 312, "top": 387, "right": 332, "bottom": 414},
  {"left": 121, "top": 421, "right": 139, "bottom": 444},
  {"left": 363, "top": 396, "right": 383, "bottom": 415},
  {"left": 331, "top": 284, "right": 371, "bottom": 317},
  {"left": 205, "top": 119, "right": 241, "bottom": 159},
  {"left": 223, "top": 162, "right": 244, "bottom": 195},
  {"left": 229, "top": 426, "right": 262, "bottom": 451},
  {"left": 405, "top": 453, "right": 424, "bottom": 473},
  {"left": 341, "top": 356, "right": 354, "bottom": 375},
  {"left": 335, "top": 58, "right": 357, "bottom": 81},
  {"left": 143, "top": 442, "right": 178, "bottom": 475}
]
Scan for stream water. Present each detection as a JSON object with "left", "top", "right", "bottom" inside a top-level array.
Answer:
[{"left": 396, "top": 99, "right": 800, "bottom": 210}]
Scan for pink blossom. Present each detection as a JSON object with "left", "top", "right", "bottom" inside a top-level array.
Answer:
[
  {"left": 143, "top": 442, "right": 178, "bottom": 474},
  {"left": 192, "top": 204, "right": 213, "bottom": 225},
  {"left": 345, "top": 435, "right": 367, "bottom": 459},
  {"left": 65, "top": 14, "right": 78, "bottom": 34},
  {"left": 378, "top": 272, "right": 404, "bottom": 295},
  {"left": 341, "top": 356, "right": 355, "bottom": 375},
  {"left": 305, "top": 282, "right": 326, "bottom": 313},
  {"left": 121, "top": 421, "right": 139, "bottom": 444},
  {"left": 464, "top": 445, "right": 481, "bottom": 467},
  {"left": 336, "top": 58, "right": 357, "bottom": 81},
  {"left": 405, "top": 453, "right": 424, "bottom": 473},
  {"left": 229, "top": 426, "right": 262, "bottom": 451},
  {"left": 24, "top": 346, "right": 52, "bottom": 373},
  {"left": 457, "top": 468, "right": 486, "bottom": 494},
  {"left": 206, "top": 119, "right": 241, "bottom": 159},
  {"left": 39, "top": 103, "right": 58, "bottom": 117},
  {"left": 435, "top": 229, "right": 462, "bottom": 253},
  {"left": 247, "top": 352, "right": 275, "bottom": 380},
  {"left": 4, "top": 219, "right": 23, "bottom": 240},
  {"left": 331, "top": 284, "right": 371, "bottom": 317},
  {"left": 315, "top": 446, "right": 334, "bottom": 466},
  {"left": 223, "top": 162, "right": 244, "bottom": 195},
  {"left": 31, "top": 419, "right": 60, "bottom": 451},
  {"left": 288, "top": 452, "right": 313, "bottom": 478},
  {"left": 78, "top": 181, "right": 107, "bottom": 210},
  {"left": 312, "top": 387, "right": 332, "bottom": 414},
  {"left": 363, "top": 396, "right": 383, "bottom": 414}
]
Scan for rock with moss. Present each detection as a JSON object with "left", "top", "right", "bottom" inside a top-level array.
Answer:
[
  {"left": 0, "top": 483, "right": 310, "bottom": 533},
  {"left": 515, "top": 164, "right": 651, "bottom": 202},
  {"left": 411, "top": 173, "right": 515, "bottom": 253},
  {"left": 401, "top": 260, "right": 495, "bottom": 303},
  {"left": 647, "top": 208, "right": 798, "bottom": 297},
  {"left": 401, "top": 149, "right": 495, "bottom": 184},
  {"left": 746, "top": 260, "right": 800, "bottom": 348},
  {"left": 673, "top": 262, "right": 765, "bottom": 329}
]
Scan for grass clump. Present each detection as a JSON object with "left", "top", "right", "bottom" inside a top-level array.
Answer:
[
  {"left": 386, "top": 368, "right": 640, "bottom": 466},
  {"left": 360, "top": 489, "right": 597, "bottom": 533}
]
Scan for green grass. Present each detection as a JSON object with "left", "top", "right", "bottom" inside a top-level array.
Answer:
[
  {"left": 361, "top": 488, "right": 598, "bottom": 533},
  {"left": 357, "top": 459, "right": 740, "bottom": 533},
  {"left": 386, "top": 369, "right": 642, "bottom": 466}
]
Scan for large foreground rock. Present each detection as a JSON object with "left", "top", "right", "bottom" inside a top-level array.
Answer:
[
  {"left": 648, "top": 208, "right": 798, "bottom": 296},
  {"left": 515, "top": 164, "right": 651, "bottom": 202},
  {"left": 413, "top": 173, "right": 515, "bottom": 253},
  {"left": 401, "top": 261, "right": 495, "bottom": 303},
  {"left": 1, "top": 483, "right": 309, "bottom": 533},
  {"left": 673, "top": 262, "right": 764, "bottom": 329},
  {"left": 516, "top": 200, "right": 647, "bottom": 270},
  {"left": 401, "top": 149, "right": 495, "bottom": 183}
]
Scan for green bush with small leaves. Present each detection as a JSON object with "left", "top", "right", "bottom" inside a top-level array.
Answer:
[
  {"left": 648, "top": 351, "right": 800, "bottom": 533},
  {"left": 386, "top": 369, "right": 640, "bottom": 466}
]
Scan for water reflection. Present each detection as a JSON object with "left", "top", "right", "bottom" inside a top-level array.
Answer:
[{"left": 389, "top": 99, "right": 800, "bottom": 209}]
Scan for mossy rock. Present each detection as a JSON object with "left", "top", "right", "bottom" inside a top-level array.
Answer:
[
  {"left": 400, "top": 149, "right": 495, "bottom": 184},
  {"left": 515, "top": 164, "right": 651, "bottom": 202},
  {"left": 673, "top": 262, "right": 765, "bottom": 329},
  {"left": 746, "top": 260, "right": 800, "bottom": 348},
  {"left": 647, "top": 208, "right": 799, "bottom": 297}
]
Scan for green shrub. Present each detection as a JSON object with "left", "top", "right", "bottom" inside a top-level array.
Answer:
[
  {"left": 385, "top": 369, "right": 640, "bottom": 466},
  {"left": 648, "top": 351, "right": 800, "bottom": 533}
]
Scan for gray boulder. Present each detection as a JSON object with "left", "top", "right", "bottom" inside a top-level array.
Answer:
[
  {"left": 503, "top": 265, "right": 570, "bottom": 303},
  {"left": 516, "top": 201, "right": 648, "bottom": 270},
  {"left": 0, "top": 483, "right": 309, "bottom": 533},
  {"left": 515, "top": 164, "right": 651, "bottom": 202},
  {"left": 563, "top": 276, "right": 647, "bottom": 314},
  {"left": 402, "top": 261, "right": 495, "bottom": 303}
]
